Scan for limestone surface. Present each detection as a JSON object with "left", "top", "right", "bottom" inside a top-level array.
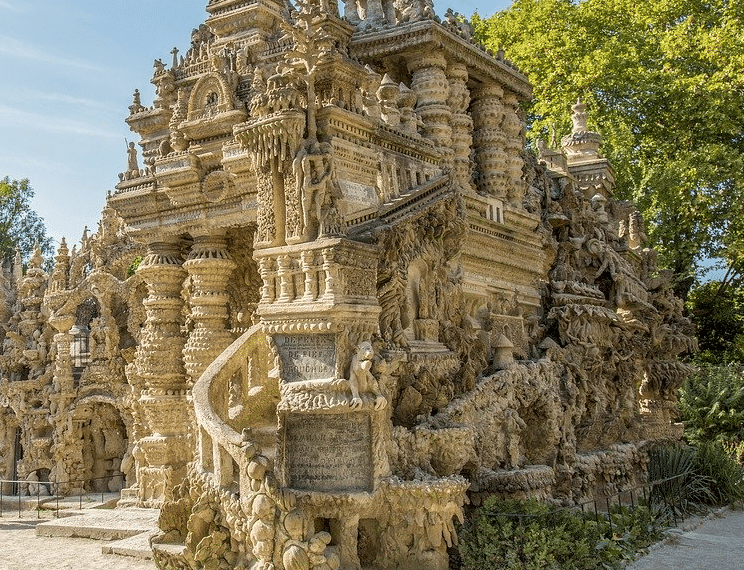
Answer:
[{"left": 0, "top": 1, "right": 697, "bottom": 569}]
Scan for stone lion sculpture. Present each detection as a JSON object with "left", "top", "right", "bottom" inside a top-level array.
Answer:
[{"left": 348, "top": 341, "right": 387, "bottom": 410}]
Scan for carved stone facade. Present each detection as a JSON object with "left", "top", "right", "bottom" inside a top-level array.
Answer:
[{"left": 0, "top": 1, "right": 696, "bottom": 569}]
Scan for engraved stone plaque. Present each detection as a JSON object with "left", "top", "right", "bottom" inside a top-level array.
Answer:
[
  {"left": 339, "top": 180, "right": 378, "bottom": 213},
  {"left": 285, "top": 413, "right": 372, "bottom": 492},
  {"left": 275, "top": 334, "right": 336, "bottom": 383}
]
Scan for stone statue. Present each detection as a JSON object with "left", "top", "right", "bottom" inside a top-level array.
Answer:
[
  {"left": 126, "top": 141, "right": 139, "bottom": 173},
  {"left": 348, "top": 341, "right": 387, "bottom": 410}
]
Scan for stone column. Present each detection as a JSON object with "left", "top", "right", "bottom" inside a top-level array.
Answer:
[
  {"left": 408, "top": 53, "right": 453, "bottom": 168},
  {"left": 183, "top": 232, "right": 237, "bottom": 383},
  {"left": 471, "top": 84, "right": 507, "bottom": 199},
  {"left": 447, "top": 62, "right": 473, "bottom": 189},
  {"left": 503, "top": 92, "right": 526, "bottom": 207},
  {"left": 48, "top": 315, "right": 75, "bottom": 398},
  {"left": 134, "top": 239, "right": 189, "bottom": 505}
]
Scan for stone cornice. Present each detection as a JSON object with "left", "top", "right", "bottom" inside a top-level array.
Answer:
[{"left": 349, "top": 20, "right": 531, "bottom": 99}]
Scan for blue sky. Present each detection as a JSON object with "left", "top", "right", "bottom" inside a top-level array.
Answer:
[{"left": 0, "top": 0, "right": 509, "bottom": 257}]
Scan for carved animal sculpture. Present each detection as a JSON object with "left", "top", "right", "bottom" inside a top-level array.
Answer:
[{"left": 348, "top": 341, "right": 387, "bottom": 410}]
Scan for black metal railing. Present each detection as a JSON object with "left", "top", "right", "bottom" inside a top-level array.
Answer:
[{"left": 0, "top": 474, "right": 124, "bottom": 519}]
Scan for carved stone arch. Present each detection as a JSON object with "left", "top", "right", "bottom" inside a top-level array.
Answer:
[
  {"left": 70, "top": 393, "right": 131, "bottom": 492},
  {"left": 54, "top": 271, "right": 124, "bottom": 320},
  {"left": 187, "top": 73, "right": 235, "bottom": 120}
]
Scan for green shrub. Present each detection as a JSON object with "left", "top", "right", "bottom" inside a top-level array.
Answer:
[
  {"left": 647, "top": 443, "right": 714, "bottom": 515},
  {"left": 679, "top": 365, "right": 744, "bottom": 446},
  {"left": 722, "top": 440, "right": 744, "bottom": 464},
  {"left": 693, "top": 440, "right": 744, "bottom": 505},
  {"left": 647, "top": 442, "right": 744, "bottom": 511},
  {"left": 457, "top": 498, "right": 663, "bottom": 570}
]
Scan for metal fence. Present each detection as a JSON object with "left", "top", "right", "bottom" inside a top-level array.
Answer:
[
  {"left": 468, "top": 472, "right": 691, "bottom": 557},
  {"left": 0, "top": 475, "right": 121, "bottom": 518}
]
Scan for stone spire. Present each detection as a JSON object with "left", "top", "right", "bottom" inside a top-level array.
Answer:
[
  {"left": 561, "top": 97, "right": 602, "bottom": 159},
  {"left": 571, "top": 97, "right": 588, "bottom": 132},
  {"left": 561, "top": 98, "right": 615, "bottom": 198}
]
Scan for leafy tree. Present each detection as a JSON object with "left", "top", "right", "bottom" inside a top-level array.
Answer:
[
  {"left": 0, "top": 177, "right": 54, "bottom": 267},
  {"left": 686, "top": 279, "right": 744, "bottom": 364},
  {"left": 473, "top": 0, "right": 744, "bottom": 297}
]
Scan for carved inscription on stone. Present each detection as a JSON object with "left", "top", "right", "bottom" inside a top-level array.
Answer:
[
  {"left": 339, "top": 180, "right": 378, "bottom": 213},
  {"left": 285, "top": 413, "right": 372, "bottom": 492},
  {"left": 275, "top": 334, "right": 336, "bottom": 382}
]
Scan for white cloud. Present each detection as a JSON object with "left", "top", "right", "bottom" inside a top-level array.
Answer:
[
  {"left": 0, "top": 154, "right": 73, "bottom": 174},
  {"left": 0, "top": 104, "right": 120, "bottom": 139},
  {"left": 21, "top": 88, "right": 109, "bottom": 110},
  {"left": 0, "top": 1, "right": 24, "bottom": 11},
  {"left": 0, "top": 36, "right": 104, "bottom": 72}
]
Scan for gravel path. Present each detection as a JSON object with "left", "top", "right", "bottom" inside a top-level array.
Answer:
[
  {"left": 0, "top": 518, "right": 157, "bottom": 570},
  {"left": 627, "top": 507, "right": 744, "bottom": 570}
]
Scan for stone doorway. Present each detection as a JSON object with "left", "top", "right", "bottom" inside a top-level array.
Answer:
[
  {"left": 74, "top": 402, "right": 127, "bottom": 492},
  {"left": 10, "top": 427, "right": 22, "bottom": 494}
]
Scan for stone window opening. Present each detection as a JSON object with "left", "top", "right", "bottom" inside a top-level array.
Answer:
[
  {"left": 71, "top": 298, "right": 99, "bottom": 383},
  {"left": 487, "top": 198, "right": 504, "bottom": 224}
]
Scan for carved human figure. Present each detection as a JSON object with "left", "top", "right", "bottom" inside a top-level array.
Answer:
[
  {"left": 348, "top": 341, "right": 387, "bottom": 409},
  {"left": 127, "top": 142, "right": 139, "bottom": 173},
  {"left": 295, "top": 143, "right": 343, "bottom": 241}
]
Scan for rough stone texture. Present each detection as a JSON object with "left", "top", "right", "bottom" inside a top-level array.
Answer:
[{"left": 0, "top": 1, "right": 698, "bottom": 569}]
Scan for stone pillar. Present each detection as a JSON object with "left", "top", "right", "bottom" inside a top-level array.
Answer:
[
  {"left": 408, "top": 53, "right": 453, "bottom": 168},
  {"left": 503, "top": 92, "right": 526, "bottom": 207},
  {"left": 447, "top": 62, "right": 473, "bottom": 189},
  {"left": 134, "top": 239, "right": 189, "bottom": 505},
  {"left": 183, "top": 232, "right": 237, "bottom": 383},
  {"left": 471, "top": 84, "right": 508, "bottom": 199},
  {"left": 48, "top": 315, "right": 75, "bottom": 397}
]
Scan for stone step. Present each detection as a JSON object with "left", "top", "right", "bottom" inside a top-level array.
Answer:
[
  {"left": 36, "top": 507, "right": 159, "bottom": 541},
  {"left": 102, "top": 529, "right": 158, "bottom": 559}
]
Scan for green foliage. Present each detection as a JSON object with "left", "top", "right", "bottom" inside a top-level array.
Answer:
[
  {"left": 0, "top": 176, "right": 54, "bottom": 266},
  {"left": 647, "top": 443, "right": 715, "bottom": 515},
  {"left": 647, "top": 442, "right": 744, "bottom": 510},
  {"left": 687, "top": 280, "right": 744, "bottom": 364},
  {"left": 474, "top": 0, "right": 744, "bottom": 296},
  {"left": 127, "top": 255, "right": 143, "bottom": 278},
  {"left": 722, "top": 440, "right": 744, "bottom": 465},
  {"left": 694, "top": 441, "right": 744, "bottom": 505},
  {"left": 458, "top": 498, "right": 664, "bottom": 569},
  {"left": 679, "top": 365, "right": 744, "bottom": 445}
]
